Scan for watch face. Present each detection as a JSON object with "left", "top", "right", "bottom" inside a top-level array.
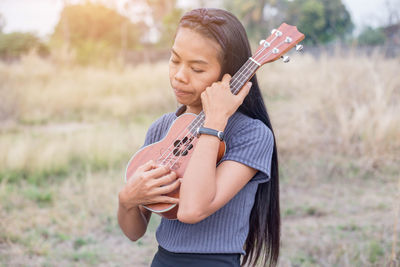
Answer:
[{"left": 217, "top": 132, "right": 224, "bottom": 140}]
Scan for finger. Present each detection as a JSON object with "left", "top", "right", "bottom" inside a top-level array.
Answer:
[
  {"left": 145, "top": 165, "right": 170, "bottom": 180},
  {"left": 137, "top": 160, "right": 156, "bottom": 172},
  {"left": 153, "top": 196, "right": 179, "bottom": 204},
  {"left": 154, "top": 171, "right": 178, "bottom": 187},
  {"left": 155, "top": 179, "right": 181, "bottom": 195},
  {"left": 236, "top": 81, "right": 252, "bottom": 102},
  {"left": 128, "top": 160, "right": 155, "bottom": 182},
  {"left": 201, "top": 90, "right": 207, "bottom": 101},
  {"left": 200, "top": 91, "right": 208, "bottom": 106},
  {"left": 221, "top": 73, "right": 231, "bottom": 85}
]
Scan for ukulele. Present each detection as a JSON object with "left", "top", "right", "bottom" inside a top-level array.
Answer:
[{"left": 125, "top": 23, "right": 305, "bottom": 219}]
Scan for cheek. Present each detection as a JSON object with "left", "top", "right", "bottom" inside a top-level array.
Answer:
[
  {"left": 168, "top": 63, "right": 175, "bottom": 76},
  {"left": 202, "top": 71, "right": 221, "bottom": 88},
  {"left": 192, "top": 79, "right": 208, "bottom": 95},
  {"left": 169, "top": 67, "right": 179, "bottom": 84},
  {"left": 194, "top": 71, "right": 220, "bottom": 92}
]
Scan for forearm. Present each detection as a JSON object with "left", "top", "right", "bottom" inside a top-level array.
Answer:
[
  {"left": 117, "top": 197, "right": 149, "bottom": 241},
  {"left": 176, "top": 73, "right": 252, "bottom": 223},
  {"left": 178, "top": 126, "right": 224, "bottom": 222}
]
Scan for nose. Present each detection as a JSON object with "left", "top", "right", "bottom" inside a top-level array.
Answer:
[{"left": 174, "top": 65, "right": 188, "bottom": 84}]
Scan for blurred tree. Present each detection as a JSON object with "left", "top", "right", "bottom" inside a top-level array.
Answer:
[
  {"left": 357, "top": 26, "right": 386, "bottom": 46},
  {"left": 224, "top": 0, "right": 353, "bottom": 45},
  {"left": 286, "top": 0, "right": 353, "bottom": 44},
  {"left": 159, "top": 6, "right": 183, "bottom": 46},
  {"left": 52, "top": 2, "right": 145, "bottom": 65},
  {"left": 0, "top": 32, "right": 49, "bottom": 60},
  {"left": 126, "top": 0, "right": 183, "bottom": 47},
  {"left": 224, "top": 0, "right": 289, "bottom": 41}
]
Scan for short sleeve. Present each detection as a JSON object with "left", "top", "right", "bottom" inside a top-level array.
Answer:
[
  {"left": 218, "top": 120, "right": 274, "bottom": 184},
  {"left": 142, "top": 113, "right": 176, "bottom": 147}
]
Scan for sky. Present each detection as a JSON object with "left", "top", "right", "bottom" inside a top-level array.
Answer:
[{"left": 0, "top": 0, "right": 397, "bottom": 38}]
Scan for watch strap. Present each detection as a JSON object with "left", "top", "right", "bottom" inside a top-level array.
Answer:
[{"left": 197, "top": 127, "right": 224, "bottom": 141}]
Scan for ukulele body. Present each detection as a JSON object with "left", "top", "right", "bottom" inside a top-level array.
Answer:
[{"left": 125, "top": 113, "right": 226, "bottom": 220}]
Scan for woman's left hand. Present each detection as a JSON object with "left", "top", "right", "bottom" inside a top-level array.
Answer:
[{"left": 201, "top": 74, "right": 252, "bottom": 131}]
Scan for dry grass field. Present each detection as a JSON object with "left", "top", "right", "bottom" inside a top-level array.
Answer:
[{"left": 0, "top": 50, "right": 399, "bottom": 266}]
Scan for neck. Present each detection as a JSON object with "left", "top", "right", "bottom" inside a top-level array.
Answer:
[{"left": 186, "top": 106, "right": 202, "bottom": 115}]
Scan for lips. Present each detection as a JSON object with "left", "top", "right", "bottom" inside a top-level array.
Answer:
[{"left": 173, "top": 88, "right": 192, "bottom": 96}]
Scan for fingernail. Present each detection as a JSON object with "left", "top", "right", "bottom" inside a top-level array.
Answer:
[
  {"left": 248, "top": 82, "right": 252, "bottom": 87},
  {"left": 178, "top": 178, "right": 183, "bottom": 183}
]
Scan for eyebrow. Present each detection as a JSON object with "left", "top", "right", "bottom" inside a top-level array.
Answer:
[{"left": 171, "top": 48, "right": 209, "bottom": 65}]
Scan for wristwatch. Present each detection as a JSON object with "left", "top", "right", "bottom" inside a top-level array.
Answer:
[{"left": 196, "top": 127, "right": 224, "bottom": 141}]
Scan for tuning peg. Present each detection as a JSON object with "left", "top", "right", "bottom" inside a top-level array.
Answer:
[
  {"left": 281, "top": 56, "right": 290, "bottom": 63},
  {"left": 296, "top": 44, "right": 304, "bottom": 52},
  {"left": 259, "top": 40, "right": 270, "bottom": 47},
  {"left": 285, "top": 36, "right": 293, "bottom": 43}
]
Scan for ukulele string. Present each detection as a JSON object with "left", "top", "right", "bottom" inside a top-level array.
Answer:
[
  {"left": 162, "top": 41, "right": 279, "bottom": 169},
  {"left": 162, "top": 58, "right": 263, "bottom": 169},
  {"left": 157, "top": 58, "right": 258, "bottom": 167},
  {"left": 160, "top": 46, "right": 276, "bottom": 169},
  {"left": 257, "top": 40, "right": 286, "bottom": 64},
  {"left": 156, "top": 111, "right": 204, "bottom": 167},
  {"left": 250, "top": 33, "right": 280, "bottom": 62},
  {"left": 155, "top": 113, "right": 206, "bottom": 166},
  {"left": 162, "top": 59, "right": 258, "bottom": 168},
  {"left": 231, "top": 34, "right": 283, "bottom": 90},
  {"left": 158, "top": 34, "right": 283, "bottom": 169},
  {"left": 157, "top": 45, "right": 270, "bottom": 167},
  {"left": 164, "top": 36, "right": 290, "bottom": 168}
]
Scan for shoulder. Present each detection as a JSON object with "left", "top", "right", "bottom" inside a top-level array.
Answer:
[
  {"left": 220, "top": 112, "right": 274, "bottom": 182},
  {"left": 148, "top": 112, "right": 176, "bottom": 133},
  {"left": 147, "top": 105, "right": 185, "bottom": 134},
  {"left": 224, "top": 112, "right": 273, "bottom": 142}
]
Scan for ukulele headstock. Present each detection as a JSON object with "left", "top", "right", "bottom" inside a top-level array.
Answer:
[{"left": 253, "top": 23, "right": 305, "bottom": 65}]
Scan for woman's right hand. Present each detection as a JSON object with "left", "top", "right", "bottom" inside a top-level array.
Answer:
[{"left": 118, "top": 160, "right": 181, "bottom": 211}]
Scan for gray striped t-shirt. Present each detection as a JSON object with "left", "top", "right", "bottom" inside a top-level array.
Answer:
[{"left": 142, "top": 107, "right": 274, "bottom": 254}]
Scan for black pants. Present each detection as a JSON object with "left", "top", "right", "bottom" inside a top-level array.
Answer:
[{"left": 151, "top": 246, "right": 241, "bottom": 267}]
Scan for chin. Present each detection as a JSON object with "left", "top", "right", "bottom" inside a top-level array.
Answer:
[
  {"left": 175, "top": 99, "right": 185, "bottom": 106},
  {"left": 174, "top": 96, "right": 186, "bottom": 104},
  {"left": 174, "top": 94, "right": 193, "bottom": 105}
]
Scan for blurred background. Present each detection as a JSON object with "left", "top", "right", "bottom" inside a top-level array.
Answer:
[{"left": 0, "top": 0, "right": 399, "bottom": 266}]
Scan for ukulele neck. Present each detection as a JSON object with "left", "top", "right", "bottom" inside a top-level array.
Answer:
[{"left": 189, "top": 57, "right": 260, "bottom": 132}]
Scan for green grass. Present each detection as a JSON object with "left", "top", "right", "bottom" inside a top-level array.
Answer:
[
  {"left": 73, "top": 237, "right": 95, "bottom": 250},
  {"left": 23, "top": 187, "right": 53, "bottom": 206},
  {"left": 0, "top": 150, "right": 131, "bottom": 185},
  {"left": 368, "top": 241, "right": 385, "bottom": 263},
  {"left": 0, "top": 54, "right": 399, "bottom": 266},
  {"left": 69, "top": 250, "right": 99, "bottom": 264}
]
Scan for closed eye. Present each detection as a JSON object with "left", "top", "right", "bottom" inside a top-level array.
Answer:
[{"left": 192, "top": 68, "right": 204, "bottom": 73}]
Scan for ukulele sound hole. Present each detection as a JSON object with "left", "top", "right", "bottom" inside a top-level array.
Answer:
[
  {"left": 173, "top": 148, "right": 180, "bottom": 156},
  {"left": 174, "top": 140, "right": 181, "bottom": 147},
  {"left": 172, "top": 137, "right": 194, "bottom": 157}
]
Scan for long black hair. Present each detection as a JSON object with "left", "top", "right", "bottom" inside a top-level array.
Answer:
[{"left": 178, "top": 8, "right": 280, "bottom": 267}]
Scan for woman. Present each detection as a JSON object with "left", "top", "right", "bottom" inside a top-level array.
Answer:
[{"left": 118, "top": 8, "right": 280, "bottom": 267}]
